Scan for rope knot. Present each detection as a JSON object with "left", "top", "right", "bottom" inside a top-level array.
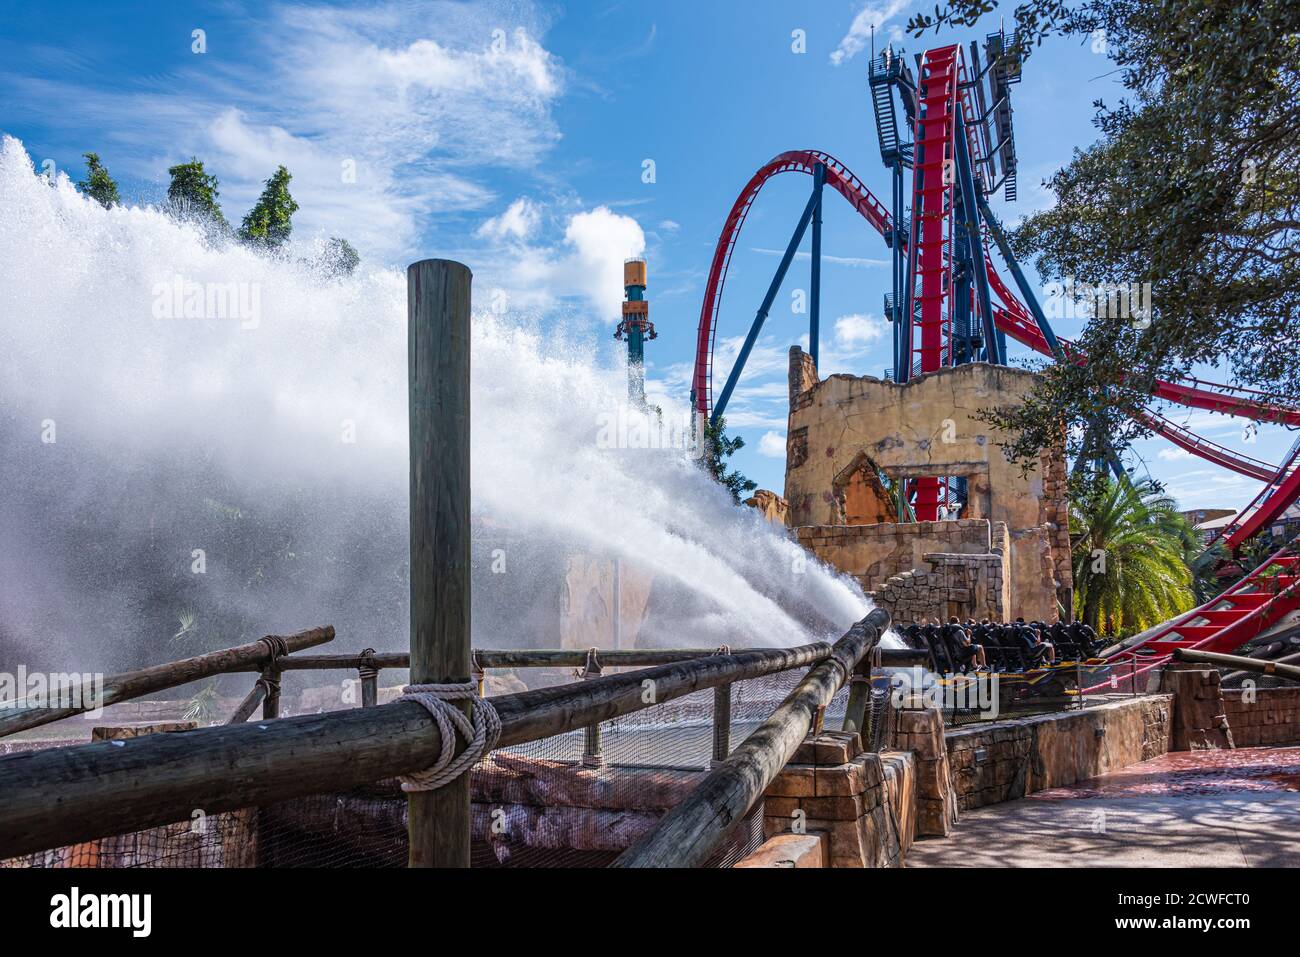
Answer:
[
  {"left": 397, "top": 682, "right": 501, "bottom": 792},
  {"left": 258, "top": 634, "right": 289, "bottom": 660}
]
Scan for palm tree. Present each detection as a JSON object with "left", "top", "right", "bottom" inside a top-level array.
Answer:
[{"left": 1071, "top": 477, "right": 1198, "bottom": 635}]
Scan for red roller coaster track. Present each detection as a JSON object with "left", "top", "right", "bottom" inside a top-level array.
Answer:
[
  {"left": 689, "top": 45, "right": 1300, "bottom": 665},
  {"left": 692, "top": 151, "right": 1300, "bottom": 438}
]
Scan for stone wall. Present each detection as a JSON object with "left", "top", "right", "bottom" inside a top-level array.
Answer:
[
  {"left": 870, "top": 551, "right": 1008, "bottom": 624},
  {"left": 762, "top": 732, "right": 917, "bottom": 868},
  {"left": 1223, "top": 686, "right": 1300, "bottom": 748},
  {"left": 944, "top": 695, "right": 1173, "bottom": 811},
  {"left": 889, "top": 708, "right": 958, "bottom": 835},
  {"left": 1159, "top": 665, "right": 1234, "bottom": 750},
  {"left": 795, "top": 518, "right": 997, "bottom": 595},
  {"left": 784, "top": 351, "right": 1070, "bottom": 622}
]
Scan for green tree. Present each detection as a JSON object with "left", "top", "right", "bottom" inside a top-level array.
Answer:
[
  {"left": 701, "top": 417, "right": 757, "bottom": 504},
  {"left": 76, "top": 152, "right": 120, "bottom": 209},
  {"left": 166, "top": 158, "right": 228, "bottom": 229},
  {"left": 239, "top": 165, "right": 299, "bottom": 250},
  {"left": 910, "top": 0, "right": 1300, "bottom": 469},
  {"left": 1071, "top": 476, "right": 1197, "bottom": 635},
  {"left": 318, "top": 236, "right": 360, "bottom": 277}
]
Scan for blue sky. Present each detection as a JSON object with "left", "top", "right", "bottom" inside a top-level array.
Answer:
[{"left": 1, "top": 0, "right": 1290, "bottom": 513}]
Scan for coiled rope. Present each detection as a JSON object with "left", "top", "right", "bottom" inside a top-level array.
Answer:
[{"left": 397, "top": 683, "right": 501, "bottom": 792}]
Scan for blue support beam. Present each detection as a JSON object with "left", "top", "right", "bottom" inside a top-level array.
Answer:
[
  {"left": 900, "top": 160, "right": 920, "bottom": 383},
  {"left": 954, "top": 118, "right": 1001, "bottom": 365},
  {"left": 809, "top": 163, "right": 825, "bottom": 369},
  {"left": 891, "top": 163, "right": 905, "bottom": 381},
  {"left": 711, "top": 180, "right": 822, "bottom": 425}
]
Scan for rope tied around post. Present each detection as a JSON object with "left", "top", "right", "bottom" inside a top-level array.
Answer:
[
  {"left": 356, "top": 647, "right": 379, "bottom": 682},
  {"left": 258, "top": 634, "right": 289, "bottom": 661},
  {"left": 397, "top": 683, "right": 500, "bottom": 792}
]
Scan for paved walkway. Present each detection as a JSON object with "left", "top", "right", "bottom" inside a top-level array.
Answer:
[{"left": 907, "top": 746, "right": 1300, "bottom": 867}]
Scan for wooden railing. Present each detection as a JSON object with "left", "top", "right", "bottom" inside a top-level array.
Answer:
[
  {"left": 0, "top": 627, "right": 335, "bottom": 738},
  {"left": 0, "top": 624, "right": 891, "bottom": 859}
]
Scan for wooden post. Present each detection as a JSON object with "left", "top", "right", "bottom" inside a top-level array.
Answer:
[
  {"left": 840, "top": 648, "right": 876, "bottom": 737},
  {"left": 407, "top": 258, "right": 473, "bottom": 868},
  {"left": 1175, "top": 646, "right": 1300, "bottom": 682},
  {"left": 710, "top": 683, "right": 731, "bottom": 767},
  {"left": 358, "top": 648, "right": 379, "bottom": 708},
  {"left": 226, "top": 679, "right": 269, "bottom": 725},
  {"left": 580, "top": 649, "right": 604, "bottom": 768},
  {"left": 261, "top": 664, "right": 281, "bottom": 719}
]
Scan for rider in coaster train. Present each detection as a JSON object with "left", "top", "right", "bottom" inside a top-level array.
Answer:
[
  {"left": 1016, "top": 617, "right": 1055, "bottom": 667},
  {"left": 944, "top": 616, "right": 987, "bottom": 672}
]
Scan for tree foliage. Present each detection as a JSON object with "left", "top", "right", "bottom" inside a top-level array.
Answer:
[
  {"left": 701, "top": 417, "right": 757, "bottom": 504},
  {"left": 76, "top": 152, "right": 120, "bottom": 209},
  {"left": 911, "top": 0, "right": 1300, "bottom": 468},
  {"left": 1070, "top": 475, "right": 1197, "bottom": 635},
  {"left": 318, "top": 236, "right": 360, "bottom": 277},
  {"left": 166, "top": 158, "right": 228, "bottom": 230},
  {"left": 238, "top": 165, "right": 299, "bottom": 250}
]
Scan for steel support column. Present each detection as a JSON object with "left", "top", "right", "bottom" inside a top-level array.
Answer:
[
  {"left": 711, "top": 182, "right": 822, "bottom": 424},
  {"left": 809, "top": 163, "right": 825, "bottom": 370}
]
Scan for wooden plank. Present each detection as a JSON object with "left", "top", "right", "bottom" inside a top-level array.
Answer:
[
  {"left": 613, "top": 607, "right": 890, "bottom": 869},
  {"left": 407, "top": 258, "right": 473, "bottom": 868}
]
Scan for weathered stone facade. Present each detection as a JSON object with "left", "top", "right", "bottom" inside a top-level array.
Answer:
[
  {"left": 869, "top": 551, "right": 1008, "bottom": 624},
  {"left": 1159, "top": 665, "right": 1234, "bottom": 750},
  {"left": 559, "top": 554, "right": 654, "bottom": 650},
  {"left": 796, "top": 518, "right": 1003, "bottom": 591},
  {"left": 784, "top": 350, "right": 1072, "bottom": 622},
  {"left": 743, "top": 489, "right": 789, "bottom": 525},
  {"left": 1222, "top": 686, "right": 1300, "bottom": 748}
]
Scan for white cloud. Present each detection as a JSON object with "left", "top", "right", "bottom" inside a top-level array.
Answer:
[
  {"left": 831, "top": 1, "right": 913, "bottom": 66},
  {"left": 834, "top": 313, "right": 887, "bottom": 346},
  {"left": 486, "top": 203, "right": 647, "bottom": 319},
  {"left": 658, "top": 219, "right": 681, "bottom": 233},
  {"left": 478, "top": 198, "right": 541, "bottom": 242},
  {"left": 2, "top": 1, "right": 565, "bottom": 263},
  {"left": 561, "top": 207, "right": 647, "bottom": 317},
  {"left": 1157, "top": 448, "right": 1192, "bottom": 462},
  {"left": 758, "top": 431, "right": 787, "bottom": 458}
]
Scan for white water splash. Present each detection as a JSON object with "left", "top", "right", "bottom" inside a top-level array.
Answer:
[{"left": 0, "top": 137, "right": 870, "bottom": 673}]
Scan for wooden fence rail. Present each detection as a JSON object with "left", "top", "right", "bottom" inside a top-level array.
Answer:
[
  {"left": 271, "top": 646, "right": 927, "bottom": 672},
  {"left": 0, "top": 639, "right": 835, "bottom": 859},
  {"left": 0, "top": 627, "right": 334, "bottom": 739},
  {"left": 615, "top": 606, "right": 890, "bottom": 868}
]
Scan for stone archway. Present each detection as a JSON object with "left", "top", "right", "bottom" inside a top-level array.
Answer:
[{"left": 831, "top": 451, "right": 897, "bottom": 526}]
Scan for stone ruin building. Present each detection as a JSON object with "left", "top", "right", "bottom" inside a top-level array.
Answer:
[{"left": 746, "top": 347, "right": 1072, "bottom": 625}]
